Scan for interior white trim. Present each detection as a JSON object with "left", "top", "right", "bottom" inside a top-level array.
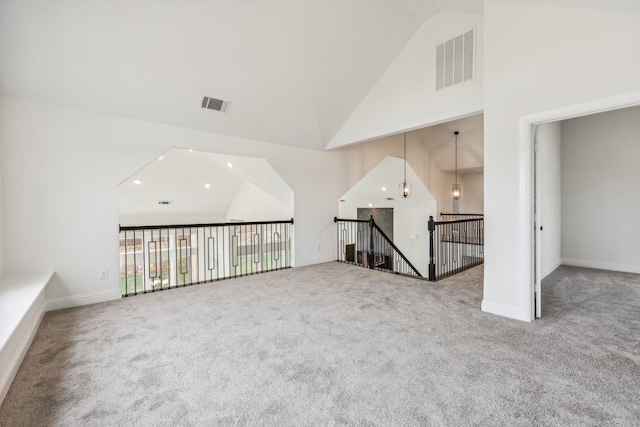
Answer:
[
  {"left": 46, "top": 289, "right": 122, "bottom": 312},
  {"left": 519, "top": 89, "right": 640, "bottom": 322},
  {"left": 481, "top": 299, "right": 530, "bottom": 322},
  {"left": 561, "top": 259, "right": 640, "bottom": 275},
  {"left": 542, "top": 261, "right": 562, "bottom": 280}
]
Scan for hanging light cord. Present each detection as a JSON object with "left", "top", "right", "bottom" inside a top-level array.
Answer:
[
  {"left": 455, "top": 132, "right": 458, "bottom": 186},
  {"left": 403, "top": 133, "right": 407, "bottom": 182}
]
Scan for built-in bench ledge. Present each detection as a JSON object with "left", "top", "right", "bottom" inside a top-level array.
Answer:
[{"left": 0, "top": 272, "right": 54, "bottom": 405}]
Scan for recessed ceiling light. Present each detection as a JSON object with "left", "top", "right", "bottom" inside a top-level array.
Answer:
[
  {"left": 158, "top": 155, "right": 164, "bottom": 160},
  {"left": 134, "top": 179, "right": 142, "bottom": 185},
  {"left": 368, "top": 203, "right": 373, "bottom": 207},
  {"left": 204, "top": 183, "right": 211, "bottom": 188},
  {"left": 188, "top": 149, "right": 193, "bottom": 152},
  {"left": 381, "top": 187, "right": 386, "bottom": 192},
  {"left": 227, "top": 162, "right": 234, "bottom": 168}
]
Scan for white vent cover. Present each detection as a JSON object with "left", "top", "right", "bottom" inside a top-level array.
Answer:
[
  {"left": 158, "top": 200, "right": 172, "bottom": 205},
  {"left": 436, "top": 29, "right": 474, "bottom": 91},
  {"left": 201, "top": 96, "right": 231, "bottom": 113}
]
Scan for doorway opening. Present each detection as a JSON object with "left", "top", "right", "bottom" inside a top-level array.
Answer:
[{"left": 524, "top": 91, "right": 640, "bottom": 320}]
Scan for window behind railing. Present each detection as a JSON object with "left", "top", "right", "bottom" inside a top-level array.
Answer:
[{"left": 119, "top": 219, "right": 293, "bottom": 296}]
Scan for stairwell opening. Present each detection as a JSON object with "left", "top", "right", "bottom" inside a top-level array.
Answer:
[{"left": 337, "top": 156, "right": 436, "bottom": 277}]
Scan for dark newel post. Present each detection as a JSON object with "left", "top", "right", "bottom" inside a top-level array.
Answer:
[
  {"left": 368, "top": 215, "right": 375, "bottom": 269},
  {"left": 428, "top": 216, "right": 436, "bottom": 281}
]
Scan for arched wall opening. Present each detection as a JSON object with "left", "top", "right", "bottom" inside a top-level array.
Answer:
[
  {"left": 338, "top": 156, "right": 436, "bottom": 276},
  {"left": 117, "top": 149, "right": 294, "bottom": 295},
  {"left": 119, "top": 148, "right": 293, "bottom": 226}
]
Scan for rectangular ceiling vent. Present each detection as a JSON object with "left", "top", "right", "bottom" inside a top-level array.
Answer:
[
  {"left": 386, "top": 197, "right": 395, "bottom": 201},
  {"left": 201, "top": 96, "right": 231, "bottom": 113},
  {"left": 158, "top": 200, "right": 172, "bottom": 205},
  {"left": 435, "top": 28, "right": 475, "bottom": 91}
]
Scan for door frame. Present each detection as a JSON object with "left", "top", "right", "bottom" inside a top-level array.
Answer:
[{"left": 519, "top": 90, "right": 640, "bottom": 321}]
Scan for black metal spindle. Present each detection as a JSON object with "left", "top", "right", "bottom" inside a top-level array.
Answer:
[{"left": 119, "top": 219, "right": 293, "bottom": 297}]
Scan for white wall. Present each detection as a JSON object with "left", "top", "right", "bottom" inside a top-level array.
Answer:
[
  {"left": 537, "top": 122, "right": 562, "bottom": 278},
  {"left": 458, "top": 173, "right": 484, "bottom": 214},
  {"left": 483, "top": 1, "right": 640, "bottom": 320},
  {"left": 225, "top": 181, "right": 293, "bottom": 222},
  {"left": 0, "top": 148, "right": 3, "bottom": 278},
  {"left": 561, "top": 106, "right": 640, "bottom": 273},
  {"left": 0, "top": 96, "right": 349, "bottom": 306},
  {"left": 339, "top": 134, "right": 452, "bottom": 217},
  {"left": 327, "top": 11, "right": 484, "bottom": 148}
]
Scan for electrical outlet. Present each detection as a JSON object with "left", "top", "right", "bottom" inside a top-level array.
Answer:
[{"left": 100, "top": 268, "right": 109, "bottom": 280}]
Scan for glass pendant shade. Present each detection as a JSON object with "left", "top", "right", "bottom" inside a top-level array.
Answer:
[
  {"left": 452, "top": 186, "right": 461, "bottom": 200},
  {"left": 399, "top": 180, "right": 412, "bottom": 198},
  {"left": 452, "top": 131, "right": 461, "bottom": 201}
]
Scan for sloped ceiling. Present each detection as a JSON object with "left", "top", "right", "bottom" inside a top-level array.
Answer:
[
  {"left": 415, "top": 114, "right": 484, "bottom": 173},
  {"left": 339, "top": 156, "right": 435, "bottom": 208},
  {"left": 118, "top": 149, "right": 293, "bottom": 219},
  {"left": 1, "top": 0, "right": 637, "bottom": 150},
  {"left": 0, "top": 0, "right": 428, "bottom": 150},
  {"left": 119, "top": 149, "right": 243, "bottom": 218}
]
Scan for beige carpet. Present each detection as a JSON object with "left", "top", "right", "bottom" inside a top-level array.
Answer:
[{"left": 0, "top": 262, "right": 638, "bottom": 426}]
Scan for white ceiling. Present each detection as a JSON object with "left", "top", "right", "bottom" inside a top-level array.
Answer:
[
  {"left": 0, "top": 0, "right": 427, "bottom": 149},
  {"left": 2, "top": 0, "right": 637, "bottom": 151},
  {"left": 414, "top": 113, "right": 484, "bottom": 174},
  {"left": 118, "top": 149, "right": 293, "bottom": 218},
  {"left": 339, "top": 156, "right": 436, "bottom": 208}
]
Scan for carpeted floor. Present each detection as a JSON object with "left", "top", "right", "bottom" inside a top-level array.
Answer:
[{"left": 0, "top": 262, "right": 639, "bottom": 426}]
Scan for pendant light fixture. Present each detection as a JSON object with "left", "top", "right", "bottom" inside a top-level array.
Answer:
[
  {"left": 399, "top": 132, "right": 412, "bottom": 198},
  {"left": 452, "top": 131, "right": 461, "bottom": 200}
]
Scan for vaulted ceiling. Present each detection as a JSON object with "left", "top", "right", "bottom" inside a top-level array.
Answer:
[
  {"left": 1, "top": 0, "right": 637, "bottom": 151},
  {"left": 0, "top": 0, "right": 465, "bottom": 150}
]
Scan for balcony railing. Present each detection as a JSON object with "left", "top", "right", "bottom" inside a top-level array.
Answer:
[
  {"left": 119, "top": 219, "right": 293, "bottom": 297},
  {"left": 334, "top": 216, "right": 422, "bottom": 279},
  {"left": 428, "top": 215, "right": 483, "bottom": 281},
  {"left": 439, "top": 212, "right": 484, "bottom": 221}
]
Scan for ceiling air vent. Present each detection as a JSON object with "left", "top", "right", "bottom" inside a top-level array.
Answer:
[
  {"left": 436, "top": 28, "right": 475, "bottom": 91},
  {"left": 386, "top": 197, "right": 395, "bottom": 201},
  {"left": 158, "top": 200, "right": 172, "bottom": 205},
  {"left": 201, "top": 96, "right": 231, "bottom": 113}
]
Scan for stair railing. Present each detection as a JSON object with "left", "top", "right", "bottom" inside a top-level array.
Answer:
[
  {"left": 428, "top": 215, "right": 483, "bottom": 281},
  {"left": 334, "top": 216, "right": 422, "bottom": 278}
]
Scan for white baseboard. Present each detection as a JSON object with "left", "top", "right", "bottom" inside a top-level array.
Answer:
[
  {"left": 46, "top": 289, "right": 122, "bottom": 312},
  {"left": 542, "top": 260, "right": 562, "bottom": 279},
  {"left": 294, "top": 256, "right": 336, "bottom": 268},
  {"left": 481, "top": 299, "right": 531, "bottom": 322},
  {"left": 0, "top": 291, "right": 46, "bottom": 406},
  {"left": 561, "top": 258, "right": 640, "bottom": 275}
]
